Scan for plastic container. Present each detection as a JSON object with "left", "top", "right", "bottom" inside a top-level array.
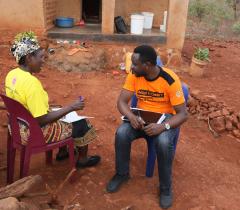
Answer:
[
  {"left": 55, "top": 17, "right": 74, "bottom": 28},
  {"left": 125, "top": 52, "right": 133, "bottom": 73},
  {"left": 156, "top": 56, "right": 163, "bottom": 67},
  {"left": 160, "top": 11, "right": 168, "bottom": 32},
  {"left": 142, "top": 12, "right": 154, "bottom": 29},
  {"left": 130, "top": 14, "right": 144, "bottom": 35}
]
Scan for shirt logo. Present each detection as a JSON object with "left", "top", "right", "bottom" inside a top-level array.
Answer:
[
  {"left": 137, "top": 89, "right": 164, "bottom": 98},
  {"left": 176, "top": 90, "right": 181, "bottom": 98},
  {"left": 12, "top": 77, "right": 16, "bottom": 85}
]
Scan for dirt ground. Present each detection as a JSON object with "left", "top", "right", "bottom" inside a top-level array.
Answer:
[{"left": 0, "top": 33, "right": 240, "bottom": 210}]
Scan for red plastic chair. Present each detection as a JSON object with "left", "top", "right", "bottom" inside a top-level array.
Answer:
[{"left": 0, "top": 94, "right": 75, "bottom": 184}]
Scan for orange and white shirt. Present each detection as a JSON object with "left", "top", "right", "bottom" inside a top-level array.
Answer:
[{"left": 123, "top": 67, "right": 185, "bottom": 114}]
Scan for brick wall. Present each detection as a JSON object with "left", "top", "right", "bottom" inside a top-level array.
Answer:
[{"left": 43, "top": 0, "right": 57, "bottom": 30}]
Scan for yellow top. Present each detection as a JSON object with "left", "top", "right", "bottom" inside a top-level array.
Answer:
[
  {"left": 5, "top": 68, "right": 49, "bottom": 117},
  {"left": 123, "top": 67, "right": 185, "bottom": 114}
]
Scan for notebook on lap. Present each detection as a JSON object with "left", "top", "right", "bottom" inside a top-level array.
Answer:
[{"left": 121, "top": 108, "right": 166, "bottom": 125}]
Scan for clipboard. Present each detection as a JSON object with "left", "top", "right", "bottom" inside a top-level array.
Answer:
[{"left": 121, "top": 108, "right": 166, "bottom": 125}]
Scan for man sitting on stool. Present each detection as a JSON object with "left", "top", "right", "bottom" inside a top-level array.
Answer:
[{"left": 106, "top": 45, "right": 188, "bottom": 209}]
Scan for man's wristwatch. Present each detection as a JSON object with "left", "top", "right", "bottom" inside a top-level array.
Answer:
[{"left": 164, "top": 123, "right": 171, "bottom": 130}]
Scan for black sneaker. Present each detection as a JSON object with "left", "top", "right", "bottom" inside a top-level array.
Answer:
[
  {"left": 76, "top": 155, "right": 101, "bottom": 168},
  {"left": 160, "top": 191, "right": 173, "bottom": 209},
  {"left": 106, "top": 173, "right": 130, "bottom": 193},
  {"left": 56, "top": 149, "right": 69, "bottom": 161},
  {"left": 56, "top": 148, "right": 77, "bottom": 161}
]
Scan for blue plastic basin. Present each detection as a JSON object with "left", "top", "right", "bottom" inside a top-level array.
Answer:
[{"left": 55, "top": 17, "right": 74, "bottom": 28}]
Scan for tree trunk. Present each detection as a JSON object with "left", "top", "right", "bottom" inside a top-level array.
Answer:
[{"left": 232, "top": 0, "right": 240, "bottom": 20}]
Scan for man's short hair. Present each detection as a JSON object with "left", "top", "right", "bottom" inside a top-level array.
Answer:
[{"left": 133, "top": 45, "right": 157, "bottom": 65}]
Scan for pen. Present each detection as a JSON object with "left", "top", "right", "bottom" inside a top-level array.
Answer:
[
  {"left": 137, "top": 110, "right": 146, "bottom": 125},
  {"left": 79, "top": 96, "right": 84, "bottom": 101}
]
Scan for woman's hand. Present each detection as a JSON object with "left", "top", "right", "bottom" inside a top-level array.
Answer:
[
  {"left": 69, "top": 98, "right": 85, "bottom": 111},
  {"left": 36, "top": 98, "right": 85, "bottom": 126}
]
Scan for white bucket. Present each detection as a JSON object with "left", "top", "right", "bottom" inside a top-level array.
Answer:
[
  {"left": 130, "top": 14, "right": 144, "bottom": 35},
  {"left": 142, "top": 12, "right": 154, "bottom": 29}
]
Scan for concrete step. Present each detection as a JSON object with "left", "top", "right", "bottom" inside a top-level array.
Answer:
[{"left": 47, "top": 27, "right": 167, "bottom": 44}]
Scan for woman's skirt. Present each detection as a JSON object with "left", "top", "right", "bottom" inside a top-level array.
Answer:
[{"left": 17, "top": 119, "right": 97, "bottom": 147}]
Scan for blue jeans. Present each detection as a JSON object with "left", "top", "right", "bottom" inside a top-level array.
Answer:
[{"left": 115, "top": 115, "right": 178, "bottom": 192}]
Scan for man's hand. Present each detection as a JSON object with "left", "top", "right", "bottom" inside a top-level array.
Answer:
[
  {"left": 129, "top": 115, "right": 145, "bottom": 130},
  {"left": 143, "top": 123, "right": 165, "bottom": 136}
]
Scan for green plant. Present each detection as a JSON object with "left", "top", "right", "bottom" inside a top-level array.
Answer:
[
  {"left": 232, "top": 22, "right": 240, "bottom": 33},
  {"left": 189, "top": 0, "right": 209, "bottom": 21},
  {"left": 207, "top": 0, "right": 234, "bottom": 20},
  {"left": 194, "top": 48, "right": 210, "bottom": 61},
  {"left": 226, "top": 0, "right": 240, "bottom": 20},
  {"left": 14, "top": 31, "right": 37, "bottom": 42},
  {"left": 189, "top": 0, "right": 234, "bottom": 20}
]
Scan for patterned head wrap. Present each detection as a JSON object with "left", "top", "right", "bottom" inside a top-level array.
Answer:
[{"left": 10, "top": 31, "right": 40, "bottom": 63}]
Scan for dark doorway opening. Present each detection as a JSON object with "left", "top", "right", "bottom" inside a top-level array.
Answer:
[{"left": 82, "top": 0, "right": 102, "bottom": 23}]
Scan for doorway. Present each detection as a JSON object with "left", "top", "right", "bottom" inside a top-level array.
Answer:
[{"left": 82, "top": 0, "right": 102, "bottom": 23}]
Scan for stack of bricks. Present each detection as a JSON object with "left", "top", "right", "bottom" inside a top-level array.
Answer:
[{"left": 188, "top": 89, "right": 240, "bottom": 139}]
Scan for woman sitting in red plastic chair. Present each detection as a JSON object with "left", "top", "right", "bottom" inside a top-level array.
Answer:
[{"left": 5, "top": 32, "right": 100, "bottom": 168}]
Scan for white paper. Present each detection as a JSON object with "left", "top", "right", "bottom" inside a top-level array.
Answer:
[
  {"left": 130, "top": 107, "right": 145, "bottom": 111},
  {"left": 157, "top": 113, "right": 166, "bottom": 124},
  {"left": 52, "top": 108, "right": 93, "bottom": 123}
]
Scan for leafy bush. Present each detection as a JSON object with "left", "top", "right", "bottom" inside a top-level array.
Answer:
[
  {"left": 189, "top": 0, "right": 235, "bottom": 33},
  {"left": 226, "top": 0, "right": 240, "bottom": 20},
  {"left": 190, "top": 0, "right": 234, "bottom": 20},
  {"left": 194, "top": 48, "right": 210, "bottom": 61},
  {"left": 232, "top": 22, "right": 240, "bottom": 34},
  {"left": 207, "top": 0, "right": 234, "bottom": 20},
  {"left": 189, "top": 0, "right": 209, "bottom": 21}
]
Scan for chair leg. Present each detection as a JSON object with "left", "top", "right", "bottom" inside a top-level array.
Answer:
[
  {"left": 7, "top": 145, "right": 16, "bottom": 184},
  {"left": 21, "top": 150, "right": 31, "bottom": 178},
  {"left": 8, "top": 148, "right": 16, "bottom": 184},
  {"left": 7, "top": 133, "right": 16, "bottom": 184},
  {"left": 20, "top": 148, "right": 26, "bottom": 178},
  {"left": 68, "top": 141, "right": 75, "bottom": 169},
  {"left": 146, "top": 138, "right": 156, "bottom": 178},
  {"left": 7, "top": 132, "right": 11, "bottom": 183},
  {"left": 46, "top": 150, "right": 53, "bottom": 165}
]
